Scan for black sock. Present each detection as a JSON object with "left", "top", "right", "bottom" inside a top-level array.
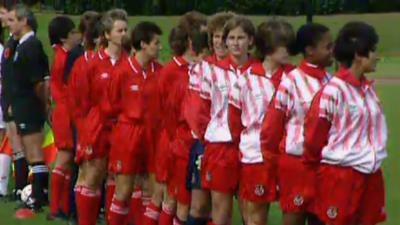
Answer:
[
  {"left": 307, "top": 212, "right": 325, "bottom": 225},
  {"left": 187, "top": 215, "right": 208, "bottom": 225},
  {"left": 175, "top": 216, "right": 187, "bottom": 225},
  {"left": 31, "top": 162, "right": 49, "bottom": 208},
  {"left": 13, "top": 152, "right": 29, "bottom": 194}
]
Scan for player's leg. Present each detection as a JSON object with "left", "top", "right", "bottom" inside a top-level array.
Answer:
[
  {"left": 188, "top": 189, "right": 210, "bottom": 225},
  {"left": 7, "top": 121, "right": 28, "bottom": 201},
  {"left": 49, "top": 149, "right": 74, "bottom": 217},
  {"left": 21, "top": 130, "right": 48, "bottom": 210},
  {"left": 109, "top": 173, "right": 135, "bottom": 225},
  {"left": 204, "top": 143, "right": 239, "bottom": 225},
  {"left": 187, "top": 140, "right": 210, "bottom": 225},
  {"left": 159, "top": 189, "right": 177, "bottom": 225},
  {"left": 143, "top": 129, "right": 171, "bottom": 225},
  {"left": 49, "top": 109, "right": 74, "bottom": 217},
  {"left": 105, "top": 172, "right": 116, "bottom": 223},
  {"left": 76, "top": 157, "right": 106, "bottom": 225},
  {"left": 142, "top": 179, "right": 166, "bottom": 225},
  {"left": 246, "top": 202, "right": 269, "bottom": 225},
  {"left": 210, "top": 191, "right": 233, "bottom": 225}
]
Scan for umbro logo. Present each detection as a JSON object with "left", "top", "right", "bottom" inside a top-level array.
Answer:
[
  {"left": 130, "top": 85, "right": 139, "bottom": 91},
  {"left": 100, "top": 73, "right": 109, "bottom": 79}
]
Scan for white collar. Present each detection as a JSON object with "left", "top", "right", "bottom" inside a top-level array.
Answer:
[{"left": 18, "top": 31, "right": 35, "bottom": 45}]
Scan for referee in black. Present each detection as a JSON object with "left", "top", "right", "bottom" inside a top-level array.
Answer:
[{"left": 5, "top": 4, "right": 49, "bottom": 212}]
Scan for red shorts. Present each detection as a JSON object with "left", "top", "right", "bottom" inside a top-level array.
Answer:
[
  {"left": 201, "top": 142, "right": 240, "bottom": 195},
  {"left": 52, "top": 101, "right": 74, "bottom": 149},
  {"left": 155, "top": 130, "right": 172, "bottom": 183},
  {"left": 109, "top": 122, "right": 150, "bottom": 174},
  {"left": 167, "top": 157, "right": 191, "bottom": 205},
  {"left": 83, "top": 127, "right": 111, "bottom": 161},
  {"left": 239, "top": 162, "right": 278, "bottom": 203},
  {"left": 315, "top": 165, "right": 386, "bottom": 225},
  {"left": 278, "top": 154, "right": 314, "bottom": 213},
  {"left": 81, "top": 107, "right": 114, "bottom": 161}
]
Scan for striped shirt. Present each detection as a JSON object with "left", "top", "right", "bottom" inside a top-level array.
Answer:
[
  {"left": 304, "top": 66, "right": 388, "bottom": 174},
  {"left": 261, "top": 60, "right": 332, "bottom": 157},
  {"left": 204, "top": 55, "right": 255, "bottom": 143},
  {"left": 185, "top": 57, "right": 217, "bottom": 140},
  {"left": 238, "top": 63, "right": 293, "bottom": 163}
]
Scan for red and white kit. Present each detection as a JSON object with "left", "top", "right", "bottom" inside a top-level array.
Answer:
[
  {"left": 303, "top": 66, "right": 387, "bottom": 225},
  {"left": 200, "top": 55, "right": 255, "bottom": 194},
  {"left": 159, "top": 56, "right": 196, "bottom": 204},
  {"left": 261, "top": 60, "right": 331, "bottom": 212},
  {"left": 184, "top": 55, "right": 218, "bottom": 141},
  {"left": 81, "top": 49, "right": 128, "bottom": 160},
  {"left": 238, "top": 62, "right": 294, "bottom": 203},
  {"left": 107, "top": 55, "right": 162, "bottom": 174},
  {"left": 67, "top": 50, "right": 95, "bottom": 164},
  {"left": 50, "top": 44, "right": 74, "bottom": 150}
]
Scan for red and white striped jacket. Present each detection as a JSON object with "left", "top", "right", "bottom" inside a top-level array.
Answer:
[
  {"left": 203, "top": 55, "right": 255, "bottom": 144},
  {"left": 184, "top": 56, "right": 216, "bottom": 141},
  {"left": 261, "top": 60, "right": 332, "bottom": 160},
  {"left": 238, "top": 62, "right": 294, "bottom": 163},
  {"left": 303, "top": 66, "right": 388, "bottom": 174}
]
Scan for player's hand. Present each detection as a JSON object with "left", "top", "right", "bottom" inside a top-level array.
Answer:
[
  {"left": 46, "top": 99, "right": 53, "bottom": 127},
  {"left": 195, "top": 154, "right": 203, "bottom": 171}
]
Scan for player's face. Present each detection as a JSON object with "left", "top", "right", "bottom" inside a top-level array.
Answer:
[
  {"left": 213, "top": 29, "right": 227, "bottom": 60},
  {"left": 143, "top": 34, "right": 162, "bottom": 60},
  {"left": 106, "top": 20, "right": 128, "bottom": 47},
  {"left": 361, "top": 48, "right": 379, "bottom": 73},
  {"left": 269, "top": 46, "right": 291, "bottom": 65},
  {"left": 226, "top": 26, "right": 253, "bottom": 59},
  {"left": 65, "top": 29, "right": 82, "bottom": 49},
  {"left": 312, "top": 31, "right": 334, "bottom": 67},
  {"left": 0, "top": 8, "right": 9, "bottom": 28},
  {"left": 8, "top": 10, "right": 25, "bottom": 37}
]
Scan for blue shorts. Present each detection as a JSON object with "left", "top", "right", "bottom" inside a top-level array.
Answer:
[{"left": 186, "top": 139, "right": 205, "bottom": 190}]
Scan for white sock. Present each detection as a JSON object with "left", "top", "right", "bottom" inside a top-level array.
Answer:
[{"left": 0, "top": 153, "right": 12, "bottom": 195}]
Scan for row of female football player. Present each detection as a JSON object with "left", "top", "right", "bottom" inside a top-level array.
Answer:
[{"left": 46, "top": 7, "right": 387, "bottom": 225}]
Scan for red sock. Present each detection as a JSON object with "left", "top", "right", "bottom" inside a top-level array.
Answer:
[
  {"left": 141, "top": 195, "right": 151, "bottom": 224},
  {"left": 207, "top": 221, "right": 219, "bottom": 225},
  {"left": 74, "top": 185, "right": 82, "bottom": 211},
  {"left": 159, "top": 203, "right": 174, "bottom": 225},
  {"left": 76, "top": 185, "right": 102, "bottom": 225},
  {"left": 50, "top": 167, "right": 65, "bottom": 215},
  {"left": 108, "top": 198, "right": 129, "bottom": 225},
  {"left": 105, "top": 179, "right": 116, "bottom": 222},
  {"left": 127, "top": 188, "right": 142, "bottom": 225},
  {"left": 142, "top": 202, "right": 161, "bottom": 225},
  {"left": 61, "top": 170, "right": 71, "bottom": 215}
]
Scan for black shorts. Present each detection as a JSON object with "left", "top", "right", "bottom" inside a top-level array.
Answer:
[
  {"left": 1, "top": 98, "right": 13, "bottom": 122},
  {"left": 186, "top": 139, "right": 205, "bottom": 190},
  {"left": 12, "top": 98, "right": 45, "bottom": 135}
]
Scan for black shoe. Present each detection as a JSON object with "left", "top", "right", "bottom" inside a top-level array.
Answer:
[
  {"left": 46, "top": 211, "right": 69, "bottom": 221},
  {"left": 68, "top": 218, "right": 78, "bottom": 225},
  {"left": 68, "top": 214, "right": 78, "bottom": 225},
  {"left": 14, "top": 201, "right": 26, "bottom": 210},
  {"left": 97, "top": 209, "right": 106, "bottom": 225},
  {"left": 0, "top": 194, "right": 7, "bottom": 203}
]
